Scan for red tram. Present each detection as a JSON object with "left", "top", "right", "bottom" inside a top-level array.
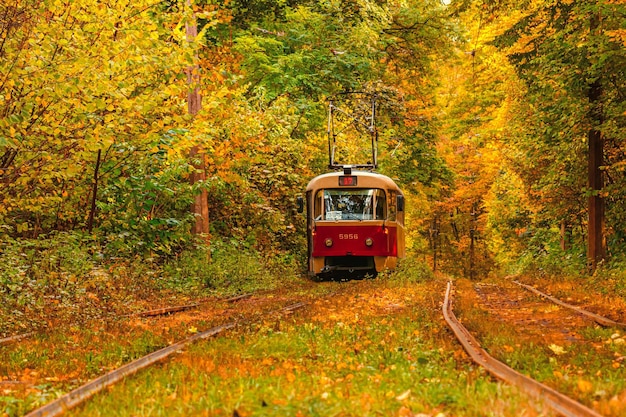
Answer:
[
  {"left": 298, "top": 92, "right": 405, "bottom": 278},
  {"left": 298, "top": 165, "right": 405, "bottom": 278}
]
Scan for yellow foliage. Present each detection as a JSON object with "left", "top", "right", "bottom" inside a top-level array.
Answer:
[
  {"left": 576, "top": 379, "right": 593, "bottom": 394},
  {"left": 548, "top": 344, "right": 567, "bottom": 355}
]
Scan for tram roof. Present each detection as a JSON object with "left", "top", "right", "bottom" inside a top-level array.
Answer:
[{"left": 306, "top": 170, "right": 402, "bottom": 193}]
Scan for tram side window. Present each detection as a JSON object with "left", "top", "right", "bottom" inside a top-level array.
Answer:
[
  {"left": 314, "top": 190, "right": 323, "bottom": 220},
  {"left": 388, "top": 191, "right": 397, "bottom": 221},
  {"left": 374, "top": 189, "right": 386, "bottom": 220},
  {"left": 315, "top": 189, "right": 386, "bottom": 220}
]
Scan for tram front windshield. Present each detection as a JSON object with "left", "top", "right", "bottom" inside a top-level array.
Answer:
[{"left": 315, "top": 189, "right": 386, "bottom": 220}]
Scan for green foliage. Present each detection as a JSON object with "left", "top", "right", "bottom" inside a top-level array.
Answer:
[
  {"left": 161, "top": 237, "right": 303, "bottom": 297},
  {"left": 0, "top": 233, "right": 96, "bottom": 333},
  {"left": 0, "top": 233, "right": 94, "bottom": 293},
  {"left": 208, "top": 0, "right": 308, "bottom": 32},
  {"left": 206, "top": 171, "right": 304, "bottom": 258},
  {"left": 514, "top": 229, "right": 587, "bottom": 277},
  {"left": 385, "top": 257, "right": 435, "bottom": 284},
  {"left": 161, "top": 249, "right": 214, "bottom": 292},
  {"left": 233, "top": 2, "right": 386, "bottom": 105},
  {"left": 97, "top": 133, "right": 197, "bottom": 257},
  {"left": 491, "top": 0, "right": 626, "bottom": 270},
  {"left": 199, "top": 238, "right": 299, "bottom": 294},
  {"left": 160, "top": 242, "right": 302, "bottom": 295},
  {"left": 0, "top": 231, "right": 203, "bottom": 335},
  {"left": 589, "top": 257, "right": 626, "bottom": 298},
  {"left": 0, "top": 0, "right": 190, "bottom": 235}
]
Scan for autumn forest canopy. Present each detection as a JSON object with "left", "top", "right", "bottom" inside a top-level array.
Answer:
[{"left": 1, "top": 0, "right": 626, "bottom": 296}]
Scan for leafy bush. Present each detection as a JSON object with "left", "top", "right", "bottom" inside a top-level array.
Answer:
[
  {"left": 590, "top": 256, "right": 626, "bottom": 297},
  {"left": 0, "top": 233, "right": 97, "bottom": 334},
  {"left": 501, "top": 225, "right": 587, "bottom": 278},
  {"left": 385, "top": 257, "right": 434, "bottom": 284},
  {"left": 161, "top": 238, "right": 303, "bottom": 297},
  {"left": 160, "top": 247, "right": 214, "bottom": 293},
  {"left": 96, "top": 133, "right": 197, "bottom": 258},
  {"left": 203, "top": 239, "right": 280, "bottom": 294}
]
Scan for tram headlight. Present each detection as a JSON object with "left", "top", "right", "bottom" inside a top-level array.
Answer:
[
  {"left": 365, "top": 237, "right": 374, "bottom": 247},
  {"left": 325, "top": 238, "right": 333, "bottom": 247}
]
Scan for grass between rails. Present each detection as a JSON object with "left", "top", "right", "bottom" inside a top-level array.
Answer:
[
  {"left": 453, "top": 278, "right": 626, "bottom": 416},
  {"left": 68, "top": 270, "right": 551, "bottom": 417}
]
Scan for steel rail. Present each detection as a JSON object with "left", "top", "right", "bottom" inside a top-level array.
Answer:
[
  {"left": 443, "top": 281, "right": 603, "bottom": 417},
  {"left": 4, "top": 294, "right": 254, "bottom": 346},
  {"left": 129, "top": 302, "right": 200, "bottom": 318},
  {"left": 0, "top": 332, "right": 34, "bottom": 346},
  {"left": 513, "top": 280, "right": 626, "bottom": 329},
  {"left": 25, "top": 301, "right": 307, "bottom": 417},
  {"left": 128, "top": 293, "right": 253, "bottom": 318}
]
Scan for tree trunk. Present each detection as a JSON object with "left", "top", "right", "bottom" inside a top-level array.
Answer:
[
  {"left": 587, "top": 91, "right": 605, "bottom": 271},
  {"left": 431, "top": 216, "right": 438, "bottom": 272},
  {"left": 87, "top": 149, "right": 101, "bottom": 232},
  {"left": 469, "top": 204, "right": 476, "bottom": 280},
  {"left": 560, "top": 219, "right": 570, "bottom": 251},
  {"left": 586, "top": 11, "right": 605, "bottom": 273},
  {"left": 189, "top": 146, "right": 209, "bottom": 236},
  {"left": 186, "top": 3, "right": 210, "bottom": 255}
]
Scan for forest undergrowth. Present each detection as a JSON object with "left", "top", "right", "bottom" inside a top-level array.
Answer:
[{"left": 0, "top": 233, "right": 298, "bottom": 338}]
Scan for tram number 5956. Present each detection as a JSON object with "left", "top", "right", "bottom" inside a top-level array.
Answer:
[{"left": 339, "top": 233, "right": 359, "bottom": 240}]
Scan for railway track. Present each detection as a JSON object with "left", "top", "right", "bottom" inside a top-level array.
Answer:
[
  {"left": 8, "top": 276, "right": 623, "bottom": 416},
  {"left": 25, "top": 301, "right": 307, "bottom": 417},
  {"left": 443, "top": 280, "right": 615, "bottom": 417},
  {"left": 513, "top": 280, "right": 626, "bottom": 329},
  {"left": 0, "top": 293, "right": 255, "bottom": 347},
  {"left": 5, "top": 278, "right": 363, "bottom": 417},
  {"left": 0, "top": 332, "right": 34, "bottom": 346}
]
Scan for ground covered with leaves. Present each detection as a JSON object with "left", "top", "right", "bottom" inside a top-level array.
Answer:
[
  {"left": 3, "top": 259, "right": 626, "bottom": 416},
  {"left": 453, "top": 276, "right": 626, "bottom": 416},
  {"left": 8, "top": 265, "right": 561, "bottom": 417}
]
